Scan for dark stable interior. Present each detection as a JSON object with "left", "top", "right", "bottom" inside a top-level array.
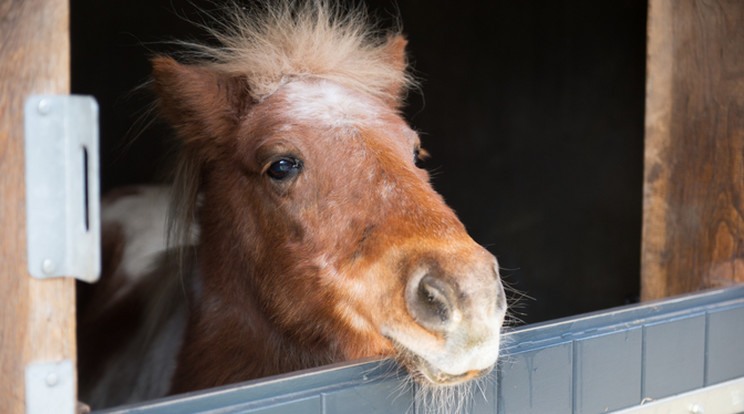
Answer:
[{"left": 71, "top": 0, "right": 647, "bottom": 325}]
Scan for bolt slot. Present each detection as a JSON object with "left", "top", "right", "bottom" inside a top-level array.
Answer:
[{"left": 82, "top": 146, "right": 89, "bottom": 232}]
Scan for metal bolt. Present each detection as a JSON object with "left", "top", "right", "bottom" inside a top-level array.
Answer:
[
  {"left": 37, "top": 99, "right": 51, "bottom": 115},
  {"left": 690, "top": 403, "right": 704, "bottom": 414},
  {"left": 41, "top": 259, "right": 56, "bottom": 275},
  {"left": 45, "top": 372, "right": 58, "bottom": 387}
]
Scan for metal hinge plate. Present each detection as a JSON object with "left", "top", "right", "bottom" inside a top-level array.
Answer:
[
  {"left": 25, "top": 360, "right": 75, "bottom": 414},
  {"left": 25, "top": 95, "right": 101, "bottom": 283}
]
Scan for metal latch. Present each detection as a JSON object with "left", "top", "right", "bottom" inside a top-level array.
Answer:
[{"left": 24, "top": 95, "right": 101, "bottom": 282}]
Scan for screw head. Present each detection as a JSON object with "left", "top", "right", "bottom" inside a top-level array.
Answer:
[
  {"left": 41, "top": 259, "right": 56, "bottom": 275},
  {"left": 690, "top": 403, "right": 704, "bottom": 414},
  {"left": 37, "top": 99, "right": 51, "bottom": 115},
  {"left": 45, "top": 372, "right": 59, "bottom": 387}
]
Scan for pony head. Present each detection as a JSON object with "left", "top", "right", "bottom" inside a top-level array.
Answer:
[{"left": 151, "top": 0, "right": 506, "bottom": 391}]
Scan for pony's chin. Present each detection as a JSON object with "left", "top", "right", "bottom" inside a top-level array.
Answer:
[
  {"left": 390, "top": 342, "right": 494, "bottom": 386},
  {"left": 412, "top": 354, "right": 493, "bottom": 386}
]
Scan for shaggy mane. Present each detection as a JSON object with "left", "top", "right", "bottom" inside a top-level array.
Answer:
[{"left": 177, "top": 0, "right": 415, "bottom": 102}]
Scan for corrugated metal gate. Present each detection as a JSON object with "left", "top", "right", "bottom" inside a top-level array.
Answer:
[{"left": 99, "top": 284, "right": 744, "bottom": 414}]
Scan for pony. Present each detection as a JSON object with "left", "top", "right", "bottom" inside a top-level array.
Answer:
[{"left": 77, "top": 1, "right": 507, "bottom": 410}]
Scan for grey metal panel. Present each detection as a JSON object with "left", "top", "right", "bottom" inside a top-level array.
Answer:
[
  {"left": 322, "top": 379, "right": 412, "bottom": 414},
  {"left": 642, "top": 314, "right": 705, "bottom": 399},
  {"left": 408, "top": 380, "right": 495, "bottom": 414},
  {"left": 497, "top": 342, "right": 572, "bottom": 413},
  {"left": 242, "top": 396, "right": 321, "bottom": 414},
  {"left": 573, "top": 328, "right": 642, "bottom": 414},
  {"left": 95, "top": 285, "right": 744, "bottom": 414},
  {"left": 99, "top": 359, "right": 405, "bottom": 414},
  {"left": 509, "top": 284, "right": 744, "bottom": 346},
  {"left": 706, "top": 304, "right": 744, "bottom": 385},
  {"left": 469, "top": 377, "right": 497, "bottom": 414}
]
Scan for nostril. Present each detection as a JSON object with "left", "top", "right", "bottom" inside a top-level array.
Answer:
[
  {"left": 408, "top": 274, "right": 459, "bottom": 330},
  {"left": 419, "top": 276, "right": 451, "bottom": 323}
]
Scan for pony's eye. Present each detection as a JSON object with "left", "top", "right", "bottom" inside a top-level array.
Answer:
[
  {"left": 414, "top": 147, "right": 429, "bottom": 168},
  {"left": 266, "top": 158, "right": 302, "bottom": 180}
]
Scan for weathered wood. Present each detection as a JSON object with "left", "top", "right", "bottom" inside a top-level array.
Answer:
[
  {"left": 642, "top": 0, "right": 744, "bottom": 300},
  {"left": 0, "top": 0, "right": 75, "bottom": 413}
]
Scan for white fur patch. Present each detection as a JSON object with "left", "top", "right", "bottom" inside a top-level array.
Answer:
[
  {"left": 101, "top": 186, "right": 171, "bottom": 286},
  {"left": 281, "top": 80, "right": 386, "bottom": 127}
]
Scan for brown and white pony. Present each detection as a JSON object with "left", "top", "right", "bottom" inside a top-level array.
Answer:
[{"left": 78, "top": 1, "right": 506, "bottom": 410}]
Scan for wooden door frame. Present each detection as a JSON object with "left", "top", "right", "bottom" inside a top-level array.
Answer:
[
  {"left": 642, "top": 0, "right": 744, "bottom": 300},
  {"left": 0, "top": 1, "right": 77, "bottom": 413}
]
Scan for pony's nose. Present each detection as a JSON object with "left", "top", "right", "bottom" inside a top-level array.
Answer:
[{"left": 406, "top": 273, "right": 462, "bottom": 332}]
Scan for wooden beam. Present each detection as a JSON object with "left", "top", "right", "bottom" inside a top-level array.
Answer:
[
  {"left": 642, "top": 0, "right": 744, "bottom": 300},
  {"left": 0, "top": 0, "right": 76, "bottom": 413}
]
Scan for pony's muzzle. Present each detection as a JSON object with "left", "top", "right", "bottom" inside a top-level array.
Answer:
[{"left": 397, "top": 251, "right": 506, "bottom": 384}]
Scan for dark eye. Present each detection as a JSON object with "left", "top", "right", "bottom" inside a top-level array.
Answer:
[
  {"left": 266, "top": 158, "right": 302, "bottom": 180},
  {"left": 414, "top": 147, "right": 429, "bottom": 168}
]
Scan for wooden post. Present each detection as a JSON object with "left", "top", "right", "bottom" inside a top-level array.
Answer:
[
  {"left": 0, "top": 0, "right": 76, "bottom": 412},
  {"left": 642, "top": 0, "right": 744, "bottom": 300}
]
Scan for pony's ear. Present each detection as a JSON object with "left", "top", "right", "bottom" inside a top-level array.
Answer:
[
  {"left": 151, "top": 56, "right": 251, "bottom": 152},
  {"left": 383, "top": 35, "right": 410, "bottom": 103},
  {"left": 386, "top": 35, "right": 408, "bottom": 71}
]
